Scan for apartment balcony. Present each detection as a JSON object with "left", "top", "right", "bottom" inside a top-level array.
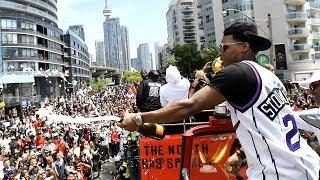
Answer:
[
  {"left": 183, "top": 22, "right": 195, "bottom": 27},
  {"left": 182, "top": 15, "right": 194, "bottom": 20},
  {"left": 184, "top": 36, "right": 196, "bottom": 42},
  {"left": 311, "top": 18, "right": 320, "bottom": 26},
  {"left": 292, "top": 58, "right": 311, "bottom": 62},
  {"left": 290, "top": 44, "right": 311, "bottom": 53},
  {"left": 284, "top": 0, "right": 306, "bottom": 6},
  {"left": 183, "top": 29, "right": 196, "bottom": 34},
  {"left": 313, "top": 32, "right": 320, "bottom": 39},
  {"left": 314, "top": 46, "right": 320, "bottom": 52},
  {"left": 286, "top": 12, "right": 308, "bottom": 22},
  {"left": 182, "top": 7, "right": 194, "bottom": 13},
  {"left": 288, "top": 28, "right": 309, "bottom": 38},
  {"left": 0, "top": 0, "right": 58, "bottom": 24},
  {"left": 23, "top": 0, "right": 57, "bottom": 15},
  {"left": 310, "top": 2, "right": 320, "bottom": 12}
]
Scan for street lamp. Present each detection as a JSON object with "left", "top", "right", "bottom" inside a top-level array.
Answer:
[{"left": 223, "top": 9, "right": 274, "bottom": 62}]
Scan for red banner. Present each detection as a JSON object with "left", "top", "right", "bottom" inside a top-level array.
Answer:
[{"left": 140, "top": 133, "right": 247, "bottom": 180}]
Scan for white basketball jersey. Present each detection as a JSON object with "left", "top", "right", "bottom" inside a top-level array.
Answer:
[{"left": 227, "top": 61, "right": 320, "bottom": 180}]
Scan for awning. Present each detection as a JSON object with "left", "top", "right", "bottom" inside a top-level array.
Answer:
[{"left": 0, "top": 74, "right": 35, "bottom": 84}]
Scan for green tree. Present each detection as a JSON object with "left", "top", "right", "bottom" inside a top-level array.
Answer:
[
  {"left": 170, "top": 43, "right": 204, "bottom": 75},
  {"left": 167, "top": 43, "right": 220, "bottom": 75},
  {"left": 122, "top": 71, "right": 142, "bottom": 84},
  {"left": 90, "top": 79, "right": 107, "bottom": 90},
  {"left": 201, "top": 44, "right": 219, "bottom": 62}
]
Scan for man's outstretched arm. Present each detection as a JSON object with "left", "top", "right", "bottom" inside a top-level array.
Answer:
[{"left": 119, "top": 85, "right": 226, "bottom": 132}]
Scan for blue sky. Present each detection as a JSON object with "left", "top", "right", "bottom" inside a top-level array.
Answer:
[{"left": 57, "top": 0, "right": 171, "bottom": 59}]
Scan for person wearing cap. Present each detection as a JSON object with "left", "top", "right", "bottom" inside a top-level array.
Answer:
[
  {"left": 136, "top": 70, "right": 162, "bottom": 112},
  {"left": 120, "top": 21, "right": 320, "bottom": 179}
]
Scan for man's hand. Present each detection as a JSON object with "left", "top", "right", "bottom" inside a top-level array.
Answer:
[
  {"left": 118, "top": 113, "right": 138, "bottom": 132},
  {"left": 224, "top": 153, "right": 242, "bottom": 175}
]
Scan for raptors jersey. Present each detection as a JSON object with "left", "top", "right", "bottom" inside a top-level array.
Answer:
[{"left": 226, "top": 61, "right": 320, "bottom": 180}]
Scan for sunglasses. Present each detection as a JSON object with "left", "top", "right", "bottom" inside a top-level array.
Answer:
[
  {"left": 310, "top": 81, "right": 320, "bottom": 91},
  {"left": 218, "top": 42, "right": 244, "bottom": 52}
]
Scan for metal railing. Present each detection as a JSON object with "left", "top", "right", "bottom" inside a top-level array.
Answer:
[
  {"left": 284, "top": 0, "right": 306, "bottom": 4},
  {"left": 312, "top": 32, "right": 320, "bottom": 39},
  {"left": 310, "top": 2, "right": 320, "bottom": 9},
  {"left": 311, "top": 18, "right": 320, "bottom": 25},
  {"left": 23, "top": 0, "right": 57, "bottom": 14},
  {"left": 286, "top": 12, "right": 309, "bottom": 20},
  {"left": 314, "top": 46, "right": 320, "bottom": 51},
  {"left": 288, "top": 28, "right": 309, "bottom": 36},
  {"left": 290, "top": 44, "right": 311, "bottom": 51},
  {"left": 0, "top": 1, "right": 58, "bottom": 24}
]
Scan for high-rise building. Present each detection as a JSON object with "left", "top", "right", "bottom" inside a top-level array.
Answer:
[
  {"left": 131, "top": 58, "right": 142, "bottom": 71},
  {"left": 95, "top": 41, "right": 105, "bottom": 67},
  {"left": 166, "top": 0, "right": 204, "bottom": 49},
  {"left": 0, "top": 0, "right": 66, "bottom": 105},
  {"left": 104, "top": 17, "right": 121, "bottom": 69},
  {"left": 64, "top": 30, "right": 90, "bottom": 92},
  {"left": 69, "top": 25, "right": 86, "bottom": 42},
  {"left": 154, "top": 42, "right": 162, "bottom": 70},
  {"left": 120, "top": 26, "right": 130, "bottom": 70},
  {"left": 137, "top": 43, "right": 152, "bottom": 70},
  {"left": 159, "top": 44, "right": 171, "bottom": 70},
  {"left": 103, "top": 0, "right": 129, "bottom": 70},
  {"left": 196, "top": 0, "right": 320, "bottom": 80}
]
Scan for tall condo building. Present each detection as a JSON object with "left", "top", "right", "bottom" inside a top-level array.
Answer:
[
  {"left": 95, "top": 40, "right": 105, "bottom": 67},
  {"left": 103, "top": 17, "right": 121, "bottom": 69},
  {"left": 131, "top": 58, "right": 142, "bottom": 71},
  {"left": 154, "top": 42, "right": 162, "bottom": 70},
  {"left": 196, "top": 0, "right": 320, "bottom": 80},
  {"left": 0, "top": 0, "right": 66, "bottom": 105},
  {"left": 64, "top": 30, "right": 90, "bottom": 92},
  {"left": 120, "top": 26, "right": 130, "bottom": 71},
  {"left": 166, "top": 0, "right": 204, "bottom": 49},
  {"left": 69, "top": 25, "right": 86, "bottom": 42},
  {"left": 103, "top": 0, "right": 130, "bottom": 70},
  {"left": 137, "top": 43, "right": 152, "bottom": 70}
]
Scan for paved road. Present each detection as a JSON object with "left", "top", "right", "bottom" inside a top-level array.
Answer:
[{"left": 93, "top": 162, "right": 116, "bottom": 180}]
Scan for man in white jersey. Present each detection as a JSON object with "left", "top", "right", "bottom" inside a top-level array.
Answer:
[{"left": 119, "top": 22, "right": 320, "bottom": 179}]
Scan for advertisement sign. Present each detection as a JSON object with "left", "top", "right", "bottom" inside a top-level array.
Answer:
[
  {"left": 140, "top": 134, "right": 247, "bottom": 180},
  {"left": 275, "top": 44, "right": 288, "bottom": 70},
  {"left": 256, "top": 54, "right": 270, "bottom": 66}
]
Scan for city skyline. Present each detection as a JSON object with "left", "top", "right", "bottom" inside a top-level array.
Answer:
[{"left": 57, "top": 0, "right": 171, "bottom": 59}]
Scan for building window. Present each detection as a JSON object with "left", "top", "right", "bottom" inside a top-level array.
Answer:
[
  {"left": 2, "top": 33, "right": 17, "bottom": 44},
  {"left": 21, "top": 21, "right": 35, "bottom": 31},
  {"left": 1, "top": 19, "right": 17, "bottom": 29}
]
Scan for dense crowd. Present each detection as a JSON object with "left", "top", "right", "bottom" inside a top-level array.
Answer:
[
  {"left": 0, "top": 85, "right": 136, "bottom": 180},
  {"left": 287, "top": 83, "right": 317, "bottom": 110},
  {"left": 0, "top": 70, "right": 319, "bottom": 180},
  {"left": 285, "top": 83, "right": 320, "bottom": 155}
]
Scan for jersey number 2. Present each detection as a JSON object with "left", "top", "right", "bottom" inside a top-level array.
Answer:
[{"left": 283, "top": 114, "right": 300, "bottom": 152}]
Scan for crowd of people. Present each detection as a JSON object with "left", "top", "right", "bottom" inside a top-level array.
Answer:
[
  {"left": 284, "top": 83, "right": 320, "bottom": 155},
  {"left": 0, "top": 65, "right": 318, "bottom": 180},
  {"left": 0, "top": 85, "right": 136, "bottom": 180}
]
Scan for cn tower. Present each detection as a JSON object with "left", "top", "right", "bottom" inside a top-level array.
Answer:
[{"left": 103, "top": 0, "right": 112, "bottom": 17}]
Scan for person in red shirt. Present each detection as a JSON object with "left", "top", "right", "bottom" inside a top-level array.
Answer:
[
  {"left": 35, "top": 132, "right": 45, "bottom": 149},
  {"left": 33, "top": 114, "right": 42, "bottom": 130},
  {"left": 110, "top": 128, "right": 119, "bottom": 157}
]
